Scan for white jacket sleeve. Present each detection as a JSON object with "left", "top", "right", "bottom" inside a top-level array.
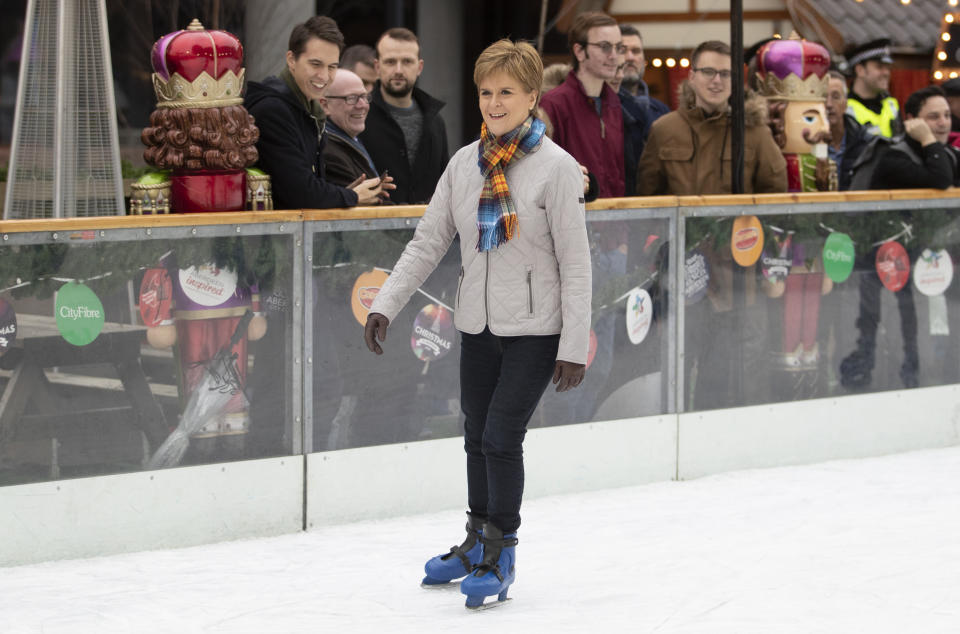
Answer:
[
  {"left": 368, "top": 161, "right": 458, "bottom": 322},
  {"left": 545, "top": 153, "right": 592, "bottom": 364}
]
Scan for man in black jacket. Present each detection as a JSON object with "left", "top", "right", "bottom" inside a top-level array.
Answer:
[
  {"left": 871, "top": 85, "right": 959, "bottom": 189},
  {"left": 244, "top": 16, "right": 389, "bottom": 209},
  {"left": 359, "top": 28, "right": 449, "bottom": 204},
  {"left": 841, "top": 86, "right": 956, "bottom": 391}
]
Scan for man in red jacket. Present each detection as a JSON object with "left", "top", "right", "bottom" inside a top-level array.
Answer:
[{"left": 540, "top": 11, "right": 625, "bottom": 198}]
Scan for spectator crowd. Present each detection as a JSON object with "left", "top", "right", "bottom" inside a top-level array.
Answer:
[{"left": 241, "top": 12, "right": 960, "bottom": 213}]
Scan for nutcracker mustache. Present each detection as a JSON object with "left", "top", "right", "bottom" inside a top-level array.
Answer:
[{"left": 802, "top": 128, "right": 831, "bottom": 145}]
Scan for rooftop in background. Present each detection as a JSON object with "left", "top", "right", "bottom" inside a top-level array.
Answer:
[{"left": 790, "top": 0, "right": 945, "bottom": 59}]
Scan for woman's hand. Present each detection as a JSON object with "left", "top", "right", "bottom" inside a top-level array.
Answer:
[
  {"left": 552, "top": 360, "right": 585, "bottom": 392},
  {"left": 578, "top": 164, "right": 590, "bottom": 194},
  {"left": 363, "top": 312, "right": 390, "bottom": 354}
]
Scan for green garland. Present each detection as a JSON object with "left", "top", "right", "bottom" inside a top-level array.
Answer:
[{"left": 0, "top": 235, "right": 290, "bottom": 300}]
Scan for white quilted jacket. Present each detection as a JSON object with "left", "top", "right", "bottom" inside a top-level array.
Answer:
[{"left": 369, "top": 135, "right": 592, "bottom": 364}]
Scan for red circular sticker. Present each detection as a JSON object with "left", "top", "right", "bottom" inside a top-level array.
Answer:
[
  {"left": 876, "top": 241, "right": 910, "bottom": 292},
  {"left": 139, "top": 268, "right": 173, "bottom": 327}
]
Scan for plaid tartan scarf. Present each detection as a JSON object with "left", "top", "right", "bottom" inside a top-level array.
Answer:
[{"left": 476, "top": 115, "right": 546, "bottom": 252}]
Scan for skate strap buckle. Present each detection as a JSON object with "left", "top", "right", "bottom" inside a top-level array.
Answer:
[
  {"left": 471, "top": 561, "right": 505, "bottom": 583},
  {"left": 442, "top": 544, "right": 474, "bottom": 572}
]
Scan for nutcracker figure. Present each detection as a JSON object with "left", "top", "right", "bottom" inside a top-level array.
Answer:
[
  {"left": 755, "top": 35, "right": 835, "bottom": 377},
  {"left": 137, "top": 19, "right": 268, "bottom": 462}
]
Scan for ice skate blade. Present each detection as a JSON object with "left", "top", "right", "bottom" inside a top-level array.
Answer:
[
  {"left": 465, "top": 597, "right": 513, "bottom": 611},
  {"left": 420, "top": 579, "right": 460, "bottom": 590}
]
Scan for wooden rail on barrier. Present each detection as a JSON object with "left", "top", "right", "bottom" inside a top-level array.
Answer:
[{"left": 0, "top": 189, "right": 958, "bottom": 232}]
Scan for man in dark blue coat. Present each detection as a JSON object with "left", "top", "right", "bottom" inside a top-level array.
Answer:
[
  {"left": 617, "top": 24, "right": 669, "bottom": 195},
  {"left": 244, "top": 16, "right": 388, "bottom": 209}
]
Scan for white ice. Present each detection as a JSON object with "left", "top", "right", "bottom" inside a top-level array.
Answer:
[{"left": 2, "top": 446, "right": 960, "bottom": 634}]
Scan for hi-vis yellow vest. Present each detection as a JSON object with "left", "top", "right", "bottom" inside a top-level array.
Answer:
[{"left": 846, "top": 96, "right": 900, "bottom": 138}]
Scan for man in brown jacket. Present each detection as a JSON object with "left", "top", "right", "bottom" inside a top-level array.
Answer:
[{"left": 638, "top": 40, "right": 786, "bottom": 195}]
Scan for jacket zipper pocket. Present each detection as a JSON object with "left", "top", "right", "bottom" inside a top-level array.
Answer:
[
  {"left": 456, "top": 266, "right": 464, "bottom": 309},
  {"left": 526, "top": 268, "right": 534, "bottom": 317}
]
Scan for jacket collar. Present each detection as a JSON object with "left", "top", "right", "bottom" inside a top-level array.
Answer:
[
  {"left": 280, "top": 67, "right": 326, "bottom": 120},
  {"left": 369, "top": 81, "right": 446, "bottom": 116},
  {"left": 563, "top": 69, "right": 618, "bottom": 105}
]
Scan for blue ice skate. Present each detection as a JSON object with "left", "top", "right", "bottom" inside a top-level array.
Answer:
[
  {"left": 460, "top": 523, "right": 517, "bottom": 609},
  {"left": 422, "top": 513, "right": 485, "bottom": 587}
]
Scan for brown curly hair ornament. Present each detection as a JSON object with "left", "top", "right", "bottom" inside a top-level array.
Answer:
[{"left": 142, "top": 105, "right": 259, "bottom": 171}]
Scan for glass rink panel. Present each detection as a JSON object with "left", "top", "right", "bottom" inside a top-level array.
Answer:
[
  {"left": 309, "top": 212, "right": 673, "bottom": 452},
  {"left": 0, "top": 229, "right": 296, "bottom": 486},
  {"left": 681, "top": 205, "right": 960, "bottom": 411}
]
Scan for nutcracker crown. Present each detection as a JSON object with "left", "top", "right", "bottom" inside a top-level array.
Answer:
[
  {"left": 755, "top": 32, "right": 831, "bottom": 101},
  {"left": 150, "top": 19, "right": 245, "bottom": 109}
]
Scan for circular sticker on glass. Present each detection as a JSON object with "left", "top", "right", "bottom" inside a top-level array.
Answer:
[
  {"left": 876, "top": 241, "right": 910, "bottom": 292},
  {"left": 410, "top": 304, "right": 455, "bottom": 361},
  {"left": 178, "top": 264, "right": 238, "bottom": 307},
  {"left": 55, "top": 282, "right": 105, "bottom": 346},
  {"left": 822, "top": 232, "right": 855, "bottom": 283},
  {"left": 684, "top": 249, "right": 710, "bottom": 305},
  {"left": 761, "top": 232, "right": 793, "bottom": 283},
  {"left": 913, "top": 248, "right": 953, "bottom": 296},
  {"left": 625, "top": 287, "right": 652, "bottom": 345},
  {"left": 586, "top": 329, "right": 597, "bottom": 370},
  {"left": 139, "top": 268, "right": 173, "bottom": 327},
  {"left": 731, "top": 215, "right": 764, "bottom": 267},
  {"left": 0, "top": 298, "right": 17, "bottom": 353},
  {"left": 351, "top": 269, "right": 389, "bottom": 326}
]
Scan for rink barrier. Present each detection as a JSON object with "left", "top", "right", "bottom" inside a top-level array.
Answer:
[{"left": 1, "top": 190, "right": 959, "bottom": 565}]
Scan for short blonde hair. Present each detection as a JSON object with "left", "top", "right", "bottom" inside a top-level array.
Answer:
[{"left": 474, "top": 39, "right": 543, "bottom": 108}]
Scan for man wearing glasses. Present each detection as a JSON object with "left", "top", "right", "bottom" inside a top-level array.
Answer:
[
  {"left": 245, "top": 16, "right": 392, "bottom": 208},
  {"left": 321, "top": 70, "right": 382, "bottom": 188},
  {"left": 540, "top": 11, "right": 625, "bottom": 198},
  {"left": 638, "top": 40, "right": 785, "bottom": 196}
]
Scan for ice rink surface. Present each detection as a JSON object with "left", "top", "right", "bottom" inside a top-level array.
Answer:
[{"left": 2, "top": 445, "right": 960, "bottom": 633}]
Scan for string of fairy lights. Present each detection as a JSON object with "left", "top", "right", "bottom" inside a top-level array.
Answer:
[{"left": 647, "top": 2, "right": 960, "bottom": 81}]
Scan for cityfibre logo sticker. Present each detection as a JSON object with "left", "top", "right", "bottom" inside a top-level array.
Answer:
[
  {"left": 55, "top": 282, "right": 105, "bottom": 346},
  {"left": 822, "top": 232, "right": 855, "bottom": 283}
]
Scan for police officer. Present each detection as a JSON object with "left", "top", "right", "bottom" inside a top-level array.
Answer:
[{"left": 844, "top": 38, "right": 902, "bottom": 138}]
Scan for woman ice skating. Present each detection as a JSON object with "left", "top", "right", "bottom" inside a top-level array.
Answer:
[{"left": 363, "top": 39, "right": 592, "bottom": 609}]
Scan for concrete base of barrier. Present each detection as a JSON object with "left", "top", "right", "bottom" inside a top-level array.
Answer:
[
  {"left": 306, "top": 415, "right": 678, "bottom": 528},
  {"left": 4, "top": 386, "right": 959, "bottom": 566},
  {"left": 678, "top": 385, "right": 960, "bottom": 480},
  {"left": 0, "top": 456, "right": 304, "bottom": 567}
]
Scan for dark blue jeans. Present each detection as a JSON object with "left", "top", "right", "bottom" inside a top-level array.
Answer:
[{"left": 460, "top": 327, "right": 560, "bottom": 534}]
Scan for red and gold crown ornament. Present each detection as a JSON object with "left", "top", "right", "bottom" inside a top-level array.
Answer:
[
  {"left": 755, "top": 32, "right": 831, "bottom": 101},
  {"left": 151, "top": 18, "right": 245, "bottom": 109}
]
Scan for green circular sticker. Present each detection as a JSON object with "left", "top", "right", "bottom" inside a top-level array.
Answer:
[
  {"left": 55, "top": 282, "right": 105, "bottom": 346},
  {"left": 822, "top": 232, "right": 855, "bottom": 283}
]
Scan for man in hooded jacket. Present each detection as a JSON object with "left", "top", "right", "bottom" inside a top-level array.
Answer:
[{"left": 638, "top": 40, "right": 786, "bottom": 196}]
